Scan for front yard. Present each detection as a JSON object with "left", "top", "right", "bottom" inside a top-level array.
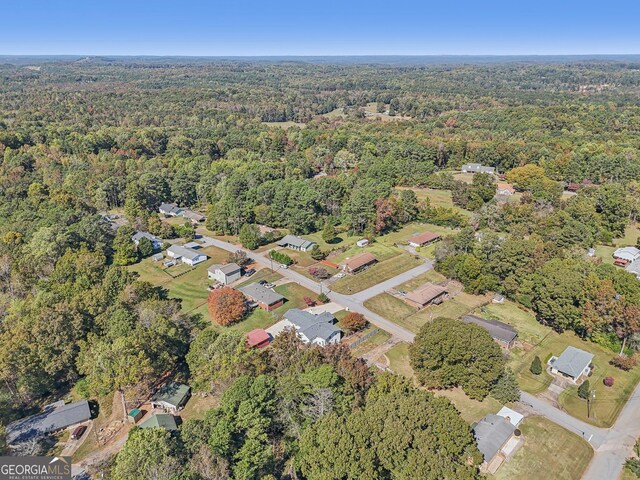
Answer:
[
  {"left": 330, "top": 253, "right": 422, "bottom": 294},
  {"left": 490, "top": 417, "right": 593, "bottom": 480}
]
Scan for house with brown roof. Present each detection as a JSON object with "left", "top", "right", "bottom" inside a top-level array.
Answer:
[
  {"left": 496, "top": 183, "right": 516, "bottom": 196},
  {"left": 340, "top": 252, "right": 377, "bottom": 273},
  {"left": 246, "top": 328, "right": 271, "bottom": 348},
  {"left": 404, "top": 283, "right": 448, "bottom": 309},
  {"left": 409, "top": 231, "right": 441, "bottom": 248}
]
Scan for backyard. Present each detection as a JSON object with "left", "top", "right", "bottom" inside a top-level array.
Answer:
[
  {"left": 330, "top": 253, "right": 422, "bottom": 294},
  {"left": 491, "top": 417, "right": 593, "bottom": 480}
]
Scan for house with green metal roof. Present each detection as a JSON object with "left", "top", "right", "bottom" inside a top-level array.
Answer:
[
  {"left": 139, "top": 413, "right": 177, "bottom": 431},
  {"left": 150, "top": 382, "right": 191, "bottom": 413}
]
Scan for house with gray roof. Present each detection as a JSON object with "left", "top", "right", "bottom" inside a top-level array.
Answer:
[
  {"left": 139, "top": 413, "right": 178, "bottom": 431},
  {"left": 462, "top": 315, "right": 518, "bottom": 349},
  {"left": 181, "top": 209, "right": 206, "bottom": 224},
  {"left": 151, "top": 382, "right": 191, "bottom": 413},
  {"left": 548, "top": 346, "right": 594, "bottom": 383},
  {"left": 6, "top": 400, "right": 92, "bottom": 445},
  {"left": 282, "top": 308, "right": 342, "bottom": 346},
  {"left": 159, "top": 203, "right": 183, "bottom": 216},
  {"left": 461, "top": 163, "right": 496, "bottom": 174},
  {"left": 239, "top": 283, "right": 285, "bottom": 311},
  {"left": 208, "top": 263, "right": 242, "bottom": 285},
  {"left": 473, "top": 413, "right": 521, "bottom": 474},
  {"left": 166, "top": 244, "right": 208, "bottom": 266},
  {"left": 276, "top": 235, "right": 317, "bottom": 252},
  {"left": 132, "top": 231, "right": 162, "bottom": 251}
]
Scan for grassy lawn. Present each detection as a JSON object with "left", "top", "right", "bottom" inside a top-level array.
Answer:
[
  {"left": 595, "top": 245, "right": 616, "bottom": 265},
  {"left": 236, "top": 269, "right": 282, "bottom": 287},
  {"left": 329, "top": 241, "right": 404, "bottom": 264},
  {"left": 180, "top": 394, "right": 219, "bottom": 421},
  {"left": 490, "top": 417, "right": 593, "bottom": 480},
  {"left": 292, "top": 261, "right": 340, "bottom": 281},
  {"left": 621, "top": 466, "right": 639, "bottom": 480},
  {"left": 305, "top": 230, "right": 361, "bottom": 251},
  {"left": 331, "top": 254, "right": 422, "bottom": 294},
  {"left": 434, "top": 388, "right": 501, "bottom": 424},
  {"left": 347, "top": 328, "right": 392, "bottom": 358},
  {"left": 396, "top": 269, "right": 447, "bottom": 291},
  {"left": 376, "top": 222, "right": 458, "bottom": 247},
  {"left": 615, "top": 223, "right": 640, "bottom": 247},
  {"left": 365, "top": 290, "right": 490, "bottom": 333},
  {"left": 395, "top": 187, "right": 471, "bottom": 217},
  {"left": 488, "top": 314, "right": 640, "bottom": 427},
  {"left": 386, "top": 342, "right": 414, "bottom": 378}
]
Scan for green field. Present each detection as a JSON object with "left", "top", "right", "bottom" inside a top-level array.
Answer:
[
  {"left": 491, "top": 417, "right": 593, "bottom": 480},
  {"left": 386, "top": 342, "right": 413, "bottom": 378},
  {"left": 396, "top": 187, "right": 472, "bottom": 217},
  {"left": 376, "top": 222, "right": 458, "bottom": 247},
  {"left": 364, "top": 290, "right": 490, "bottom": 333},
  {"left": 434, "top": 388, "right": 501, "bottom": 424},
  {"left": 331, "top": 254, "right": 422, "bottom": 294},
  {"left": 347, "top": 328, "right": 392, "bottom": 358}
]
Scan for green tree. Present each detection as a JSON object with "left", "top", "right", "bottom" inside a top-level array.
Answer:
[
  {"left": 578, "top": 379, "right": 591, "bottom": 400},
  {"left": 239, "top": 223, "right": 261, "bottom": 250},
  {"left": 321, "top": 221, "right": 337, "bottom": 243},
  {"left": 491, "top": 369, "right": 520, "bottom": 403},
  {"left": 410, "top": 317, "right": 505, "bottom": 400},
  {"left": 113, "top": 226, "right": 138, "bottom": 266},
  {"left": 113, "top": 427, "right": 180, "bottom": 480},
  {"left": 530, "top": 356, "right": 543, "bottom": 375},
  {"left": 137, "top": 236, "right": 154, "bottom": 258}
]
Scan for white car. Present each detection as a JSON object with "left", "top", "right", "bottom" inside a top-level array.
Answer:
[
  {"left": 280, "top": 264, "right": 288, "bottom": 269},
  {"left": 335, "top": 272, "right": 346, "bottom": 279}
]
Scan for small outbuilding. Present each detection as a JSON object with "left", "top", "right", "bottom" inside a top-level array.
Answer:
[
  {"left": 356, "top": 239, "right": 369, "bottom": 248},
  {"left": 139, "top": 413, "right": 177, "bottom": 431},
  {"left": 246, "top": 328, "right": 271, "bottom": 348},
  {"left": 127, "top": 408, "right": 143, "bottom": 424}
]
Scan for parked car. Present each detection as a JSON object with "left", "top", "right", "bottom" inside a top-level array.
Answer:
[
  {"left": 257, "top": 280, "right": 267, "bottom": 285},
  {"left": 244, "top": 268, "right": 256, "bottom": 276},
  {"left": 280, "top": 264, "right": 288, "bottom": 269},
  {"left": 265, "top": 283, "right": 275, "bottom": 289},
  {"left": 335, "top": 272, "right": 346, "bottom": 279},
  {"left": 71, "top": 425, "right": 87, "bottom": 440}
]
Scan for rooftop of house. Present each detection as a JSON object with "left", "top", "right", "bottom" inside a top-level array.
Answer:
[
  {"left": 167, "top": 244, "right": 206, "bottom": 261},
  {"left": 6, "top": 400, "right": 91, "bottom": 445},
  {"left": 239, "top": 283, "right": 285, "bottom": 306},
  {"left": 276, "top": 234, "right": 316, "bottom": 249},
  {"left": 283, "top": 308, "right": 341, "bottom": 343},
  {"left": 410, "top": 231, "right": 441, "bottom": 245},
  {"left": 404, "top": 282, "right": 447, "bottom": 306},
  {"left": 209, "top": 263, "right": 242, "bottom": 275},
  {"left": 246, "top": 328, "right": 271, "bottom": 347},
  {"left": 614, "top": 246, "right": 640, "bottom": 260},
  {"left": 473, "top": 414, "right": 516, "bottom": 462},
  {"left": 159, "top": 203, "right": 181, "bottom": 213},
  {"left": 462, "top": 315, "right": 518, "bottom": 344},
  {"left": 152, "top": 382, "right": 190, "bottom": 408},
  {"left": 552, "top": 346, "right": 594, "bottom": 378},
  {"left": 496, "top": 182, "right": 515, "bottom": 193},
  {"left": 341, "top": 252, "right": 377, "bottom": 271},
  {"left": 132, "top": 231, "right": 161, "bottom": 243},
  {"left": 182, "top": 210, "right": 205, "bottom": 221},
  {"left": 139, "top": 413, "right": 177, "bottom": 431}
]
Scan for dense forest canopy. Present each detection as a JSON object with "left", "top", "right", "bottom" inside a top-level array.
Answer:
[{"left": 1, "top": 57, "right": 640, "bottom": 477}]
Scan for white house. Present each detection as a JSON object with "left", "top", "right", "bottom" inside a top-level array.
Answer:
[
  {"left": 166, "top": 244, "right": 207, "bottom": 266},
  {"left": 548, "top": 346, "right": 594, "bottom": 383},
  {"left": 208, "top": 263, "right": 242, "bottom": 285},
  {"left": 613, "top": 247, "right": 640, "bottom": 263},
  {"left": 461, "top": 163, "right": 495, "bottom": 174},
  {"left": 276, "top": 235, "right": 317, "bottom": 252},
  {"left": 267, "top": 309, "right": 341, "bottom": 347},
  {"left": 132, "top": 231, "right": 163, "bottom": 251}
]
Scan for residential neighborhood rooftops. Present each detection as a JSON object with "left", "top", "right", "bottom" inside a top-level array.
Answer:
[
  {"left": 283, "top": 308, "right": 341, "bottom": 344},
  {"left": 340, "top": 252, "right": 377, "bottom": 272},
  {"left": 404, "top": 283, "right": 447, "bottom": 306},
  {"left": 139, "top": 413, "right": 177, "bottom": 431},
  {"left": 496, "top": 406, "right": 524, "bottom": 427},
  {"left": 152, "top": 382, "right": 190, "bottom": 409},
  {"left": 462, "top": 315, "right": 518, "bottom": 345},
  {"left": 132, "top": 231, "right": 161, "bottom": 244},
  {"left": 209, "top": 263, "right": 241, "bottom": 275},
  {"left": 239, "top": 283, "right": 285, "bottom": 306},
  {"left": 462, "top": 163, "right": 496, "bottom": 174},
  {"left": 473, "top": 414, "right": 517, "bottom": 462},
  {"left": 276, "top": 235, "right": 316, "bottom": 250},
  {"left": 182, "top": 210, "right": 205, "bottom": 222},
  {"left": 6, "top": 400, "right": 91, "bottom": 445},
  {"left": 551, "top": 346, "right": 594, "bottom": 379},
  {"left": 409, "top": 231, "right": 441, "bottom": 246}
]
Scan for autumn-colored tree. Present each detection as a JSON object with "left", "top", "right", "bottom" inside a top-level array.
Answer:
[
  {"left": 340, "top": 312, "right": 367, "bottom": 333},
  {"left": 208, "top": 287, "right": 247, "bottom": 326},
  {"left": 374, "top": 197, "right": 398, "bottom": 233}
]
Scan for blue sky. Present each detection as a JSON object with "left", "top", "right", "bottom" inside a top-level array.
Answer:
[{"left": 2, "top": 0, "right": 639, "bottom": 55}]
